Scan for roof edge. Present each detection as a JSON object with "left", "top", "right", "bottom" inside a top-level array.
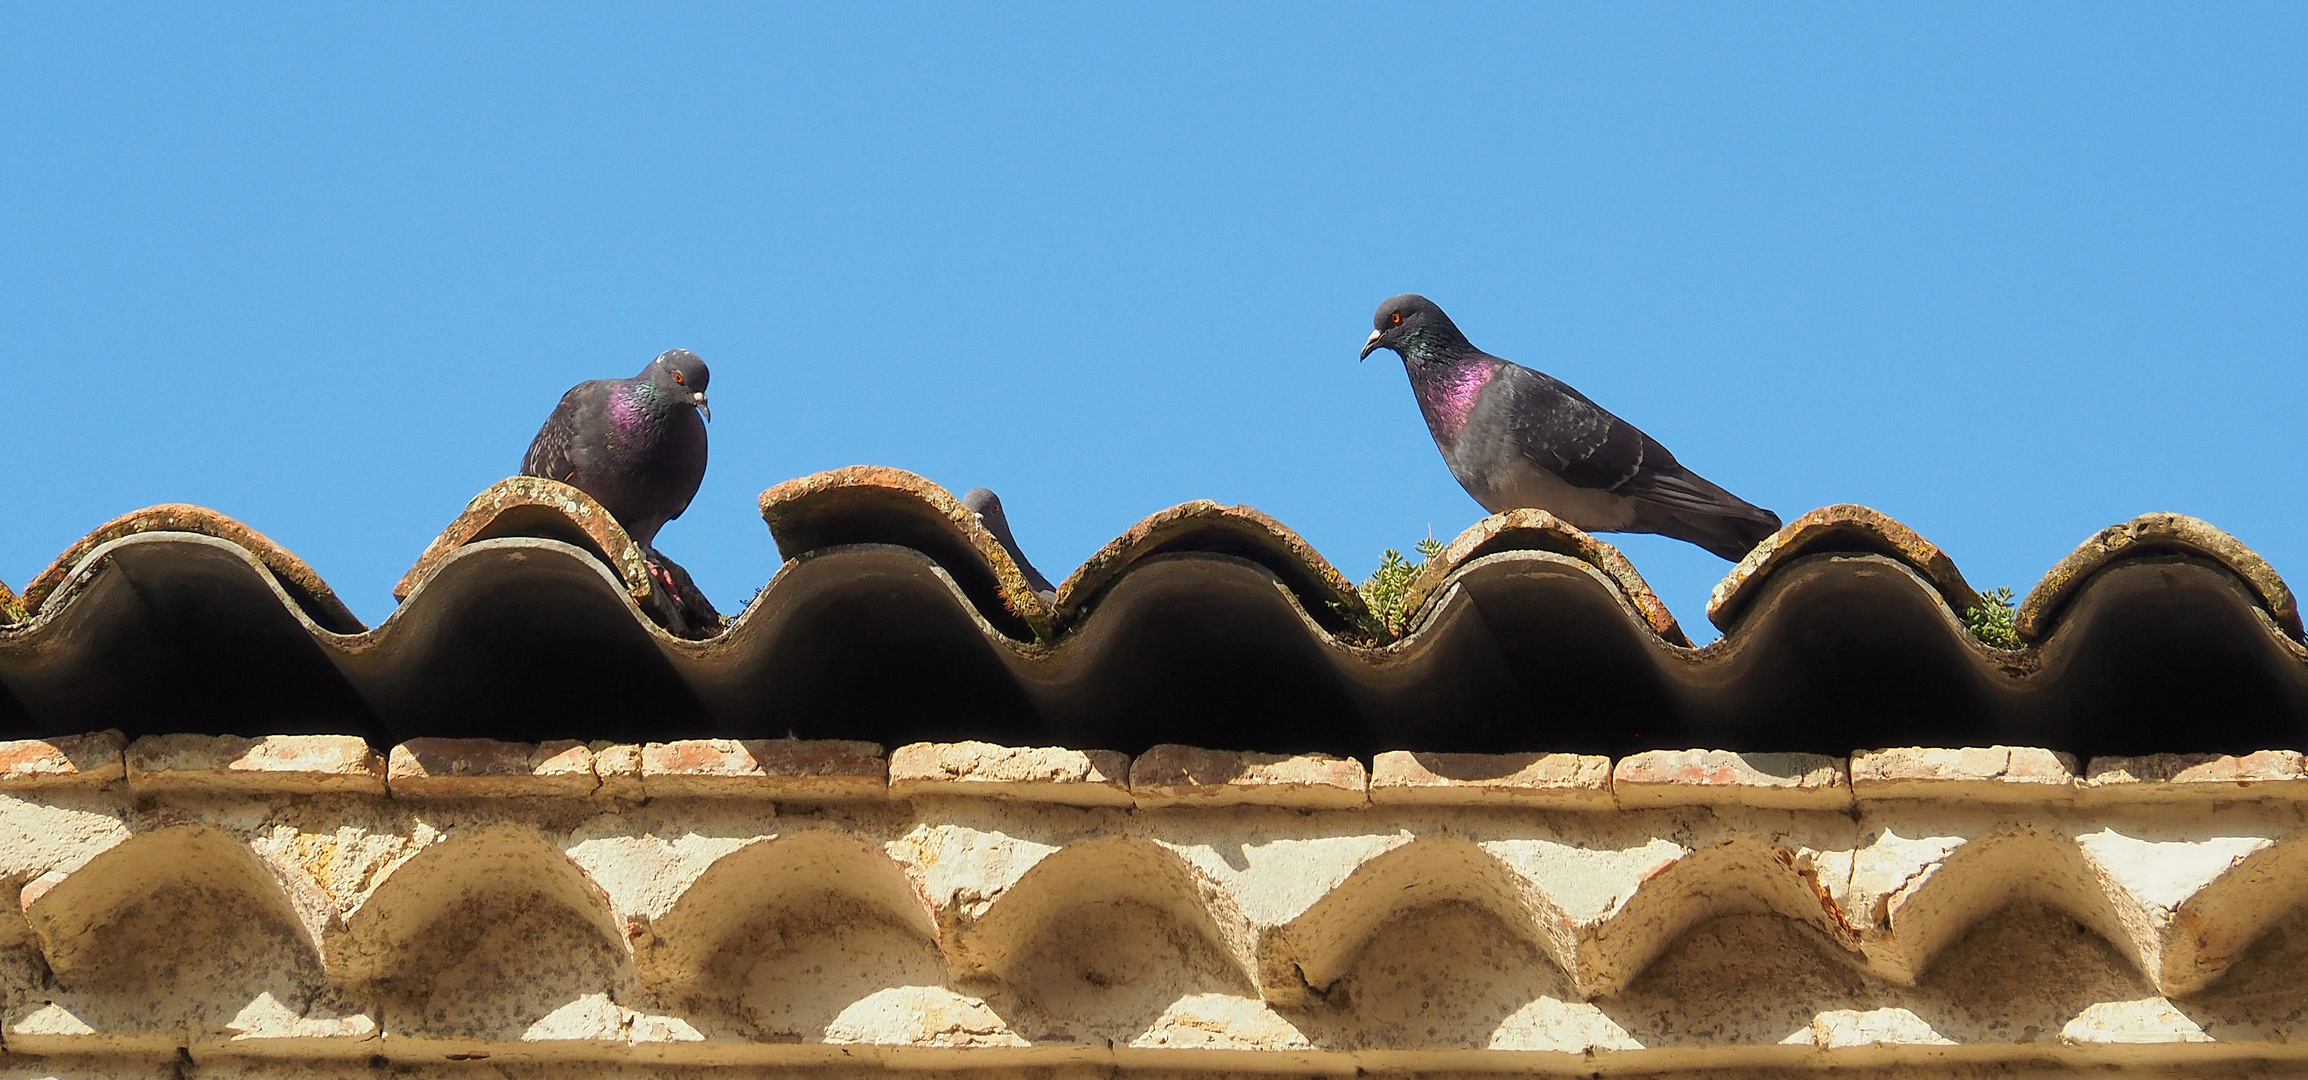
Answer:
[
  {"left": 20, "top": 504, "right": 361, "bottom": 634},
  {"left": 1054, "top": 500, "right": 1373, "bottom": 640},
  {"left": 1402, "top": 509, "right": 1686, "bottom": 646},
  {"left": 758, "top": 466, "right": 1057, "bottom": 641},
  {"left": 2019, "top": 512, "right": 2302, "bottom": 643},
  {"left": 1709, "top": 504, "right": 1981, "bottom": 632}
]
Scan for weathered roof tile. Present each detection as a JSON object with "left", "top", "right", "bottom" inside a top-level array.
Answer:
[
  {"left": 1369, "top": 749, "right": 1613, "bottom": 807},
  {"left": 1129, "top": 744, "right": 1368, "bottom": 809},
  {"left": 2019, "top": 512, "right": 2301, "bottom": 642},
  {"left": 639, "top": 738, "right": 886, "bottom": 800},
  {"left": 1709, "top": 504, "right": 1981, "bottom": 632},
  {"left": 386, "top": 738, "right": 598, "bottom": 797},
  {"left": 1613, "top": 748, "right": 1852, "bottom": 810},
  {"left": 889, "top": 741, "right": 1133, "bottom": 806},
  {"left": 3, "top": 483, "right": 2302, "bottom": 758},
  {"left": 126, "top": 734, "right": 385, "bottom": 795},
  {"left": 0, "top": 731, "right": 124, "bottom": 790}
]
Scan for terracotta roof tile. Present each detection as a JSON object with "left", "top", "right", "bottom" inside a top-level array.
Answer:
[{"left": 2, "top": 474, "right": 2301, "bottom": 757}]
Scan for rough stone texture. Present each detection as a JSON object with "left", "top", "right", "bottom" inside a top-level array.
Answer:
[
  {"left": 639, "top": 738, "right": 885, "bottom": 799},
  {"left": 387, "top": 738, "right": 597, "bottom": 797},
  {"left": 2082, "top": 751, "right": 2308, "bottom": 802},
  {"left": 2, "top": 736, "right": 2305, "bottom": 1075},
  {"left": 588, "top": 742, "right": 645, "bottom": 801},
  {"left": 0, "top": 732, "right": 125, "bottom": 790},
  {"left": 889, "top": 741, "right": 1132, "bottom": 806},
  {"left": 1129, "top": 744, "right": 1367, "bottom": 808},
  {"left": 124, "top": 734, "right": 384, "bottom": 794},
  {"left": 6, "top": 1063, "right": 2301, "bottom": 1080},
  {"left": 1369, "top": 750, "right": 1611, "bottom": 807},
  {"left": 1851, "top": 745, "right": 2079, "bottom": 802},
  {"left": 1612, "top": 748, "right": 1852, "bottom": 810}
]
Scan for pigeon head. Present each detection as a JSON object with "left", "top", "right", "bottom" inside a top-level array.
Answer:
[
  {"left": 961, "top": 487, "right": 1058, "bottom": 596},
  {"left": 1361, "top": 294, "right": 1472, "bottom": 364},
  {"left": 961, "top": 487, "right": 1006, "bottom": 520},
  {"left": 641, "top": 349, "right": 713, "bottom": 421}
]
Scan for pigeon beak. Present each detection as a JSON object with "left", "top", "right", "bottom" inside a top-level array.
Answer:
[
  {"left": 693, "top": 391, "right": 711, "bottom": 421},
  {"left": 1360, "top": 329, "right": 1384, "bottom": 361}
]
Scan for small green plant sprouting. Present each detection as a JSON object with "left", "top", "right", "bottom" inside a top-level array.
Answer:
[
  {"left": 1963, "top": 586, "right": 2020, "bottom": 649},
  {"left": 1360, "top": 535, "right": 1447, "bottom": 638}
]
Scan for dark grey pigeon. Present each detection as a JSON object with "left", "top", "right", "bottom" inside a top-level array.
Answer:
[
  {"left": 522, "top": 348, "right": 711, "bottom": 563},
  {"left": 962, "top": 488, "right": 1057, "bottom": 600},
  {"left": 1362, "top": 295, "right": 1781, "bottom": 561}
]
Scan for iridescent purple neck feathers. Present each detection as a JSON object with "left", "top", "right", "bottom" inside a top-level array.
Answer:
[
  {"left": 606, "top": 382, "right": 673, "bottom": 448},
  {"left": 1406, "top": 353, "right": 1501, "bottom": 445}
]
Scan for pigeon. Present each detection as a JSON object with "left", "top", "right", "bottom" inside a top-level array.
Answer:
[
  {"left": 522, "top": 348, "right": 711, "bottom": 570},
  {"left": 1362, "top": 295, "right": 1781, "bottom": 561},
  {"left": 962, "top": 488, "right": 1058, "bottom": 600}
]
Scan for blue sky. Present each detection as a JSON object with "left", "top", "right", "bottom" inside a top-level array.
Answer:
[{"left": 3, "top": 5, "right": 2303, "bottom": 638}]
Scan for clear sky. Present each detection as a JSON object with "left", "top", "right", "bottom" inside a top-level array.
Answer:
[{"left": 4, "top": 5, "right": 2303, "bottom": 638}]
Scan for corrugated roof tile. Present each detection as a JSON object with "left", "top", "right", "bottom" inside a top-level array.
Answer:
[
  {"left": 1403, "top": 508, "right": 1684, "bottom": 645},
  {"left": 758, "top": 466, "right": 1056, "bottom": 641},
  {"left": 1056, "top": 497, "right": 1370, "bottom": 639},
  {"left": 1709, "top": 503, "right": 1980, "bottom": 632},
  {"left": 1, "top": 480, "right": 2301, "bottom": 756},
  {"left": 2019, "top": 512, "right": 2302, "bottom": 643},
  {"left": 20, "top": 503, "right": 359, "bottom": 633}
]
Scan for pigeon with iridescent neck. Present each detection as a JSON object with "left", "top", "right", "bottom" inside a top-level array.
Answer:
[
  {"left": 521, "top": 349, "right": 712, "bottom": 595},
  {"left": 962, "top": 487, "right": 1057, "bottom": 601},
  {"left": 1362, "top": 295, "right": 1780, "bottom": 561}
]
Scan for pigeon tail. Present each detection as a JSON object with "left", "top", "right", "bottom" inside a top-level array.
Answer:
[{"left": 1647, "top": 503, "right": 1783, "bottom": 562}]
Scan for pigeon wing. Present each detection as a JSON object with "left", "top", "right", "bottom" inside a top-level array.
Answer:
[
  {"left": 1498, "top": 362, "right": 1766, "bottom": 514},
  {"left": 1495, "top": 362, "right": 1659, "bottom": 493},
  {"left": 520, "top": 380, "right": 612, "bottom": 483},
  {"left": 1492, "top": 358, "right": 1779, "bottom": 560}
]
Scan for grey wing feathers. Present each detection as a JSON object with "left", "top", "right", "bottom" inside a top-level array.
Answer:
[
  {"left": 520, "top": 382, "right": 603, "bottom": 481},
  {"left": 1497, "top": 364, "right": 1654, "bottom": 493},
  {"left": 1496, "top": 360, "right": 1781, "bottom": 560}
]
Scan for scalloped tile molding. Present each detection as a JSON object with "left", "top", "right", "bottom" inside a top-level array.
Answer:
[{"left": 0, "top": 735, "right": 2306, "bottom": 1077}]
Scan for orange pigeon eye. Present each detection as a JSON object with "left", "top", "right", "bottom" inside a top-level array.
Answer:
[
  {"left": 1390, "top": 312, "right": 1403, "bottom": 326},
  {"left": 672, "top": 371, "right": 686, "bottom": 385}
]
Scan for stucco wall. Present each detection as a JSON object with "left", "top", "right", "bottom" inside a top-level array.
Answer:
[{"left": 0, "top": 733, "right": 2305, "bottom": 1078}]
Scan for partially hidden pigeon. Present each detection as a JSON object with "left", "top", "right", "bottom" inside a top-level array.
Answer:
[
  {"left": 522, "top": 348, "right": 711, "bottom": 579},
  {"left": 962, "top": 488, "right": 1058, "bottom": 600},
  {"left": 1362, "top": 295, "right": 1781, "bottom": 561}
]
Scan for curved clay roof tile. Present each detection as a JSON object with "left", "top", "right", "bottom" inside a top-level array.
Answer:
[
  {"left": 1401, "top": 509, "right": 1686, "bottom": 646},
  {"left": 394, "top": 475, "right": 716, "bottom": 638},
  {"left": 2018, "top": 513, "right": 2302, "bottom": 644},
  {"left": 1055, "top": 500, "right": 1371, "bottom": 640},
  {"left": 757, "top": 466, "right": 1058, "bottom": 642},
  {"left": 20, "top": 504, "right": 360, "bottom": 634},
  {"left": 1707, "top": 504, "right": 1981, "bottom": 633}
]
